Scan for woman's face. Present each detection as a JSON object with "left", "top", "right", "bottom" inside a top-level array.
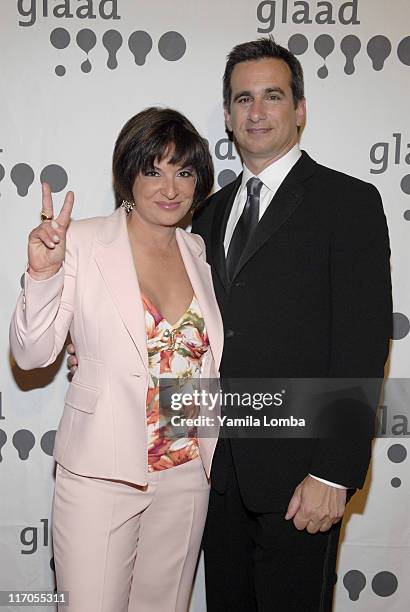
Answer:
[{"left": 131, "top": 151, "right": 196, "bottom": 228}]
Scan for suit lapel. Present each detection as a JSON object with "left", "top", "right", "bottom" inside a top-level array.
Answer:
[
  {"left": 230, "top": 151, "right": 317, "bottom": 282},
  {"left": 211, "top": 173, "right": 242, "bottom": 290},
  {"left": 176, "top": 229, "right": 224, "bottom": 371},
  {"left": 93, "top": 209, "right": 224, "bottom": 373},
  {"left": 94, "top": 208, "right": 149, "bottom": 371}
]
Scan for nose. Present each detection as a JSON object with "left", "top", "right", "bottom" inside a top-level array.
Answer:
[
  {"left": 248, "top": 97, "right": 266, "bottom": 123},
  {"left": 161, "top": 176, "right": 179, "bottom": 200}
]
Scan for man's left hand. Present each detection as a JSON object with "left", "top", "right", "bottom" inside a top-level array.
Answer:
[{"left": 285, "top": 475, "right": 346, "bottom": 533}]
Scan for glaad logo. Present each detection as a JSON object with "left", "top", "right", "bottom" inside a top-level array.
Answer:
[
  {"left": 213, "top": 137, "right": 239, "bottom": 188},
  {"left": 49, "top": 28, "right": 186, "bottom": 76},
  {"left": 369, "top": 133, "right": 410, "bottom": 221},
  {"left": 0, "top": 151, "right": 68, "bottom": 197},
  {"left": 370, "top": 133, "right": 410, "bottom": 175},
  {"left": 17, "top": 1, "right": 187, "bottom": 76},
  {"left": 21, "top": 518, "right": 50, "bottom": 555},
  {"left": 257, "top": 0, "right": 360, "bottom": 33},
  {"left": 20, "top": 517, "right": 55, "bottom": 573},
  {"left": 255, "top": 1, "right": 410, "bottom": 78},
  {"left": 0, "top": 428, "right": 56, "bottom": 461},
  {"left": 17, "top": 0, "right": 120, "bottom": 27},
  {"left": 343, "top": 570, "right": 398, "bottom": 601},
  {"left": 285, "top": 33, "right": 410, "bottom": 79}
]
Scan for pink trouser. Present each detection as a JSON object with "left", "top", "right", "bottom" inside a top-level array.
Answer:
[{"left": 52, "top": 457, "right": 210, "bottom": 612}]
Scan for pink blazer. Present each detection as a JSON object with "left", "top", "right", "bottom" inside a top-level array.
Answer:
[{"left": 10, "top": 207, "right": 224, "bottom": 484}]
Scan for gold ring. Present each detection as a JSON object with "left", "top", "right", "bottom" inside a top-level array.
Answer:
[{"left": 40, "top": 212, "right": 53, "bottom": 222}]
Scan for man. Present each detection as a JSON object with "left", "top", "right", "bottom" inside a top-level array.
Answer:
[
  {"left": 191, "top": 38, "right": 392, "bottom": 611},
  {"left": 68, "top": 38, "right": 391, "bottom": 611}
]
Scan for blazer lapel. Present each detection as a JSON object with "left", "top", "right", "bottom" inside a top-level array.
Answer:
[
  {"left": 94, "top": 208, "right": 149, "bottom": 372},
  {"left": 230, "top": 151, "right": 317, "bottom": 282},
  {"left": 176, "top": 229, "right": 224, "bottom": 371},
  {"left": 211, "top": 173, "right": 242, "bottom": 290}
]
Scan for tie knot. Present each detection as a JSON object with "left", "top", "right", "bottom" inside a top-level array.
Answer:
[{"left": 246, "top": 177, "right": 263, "bottom": 198}]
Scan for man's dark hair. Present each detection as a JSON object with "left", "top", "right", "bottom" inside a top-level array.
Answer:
[
  {"left": 223, "top": 37, "right": 304, "bottom": 109},
  {"left": 113, "top": 107, "right": 214, "bottom": 210}
]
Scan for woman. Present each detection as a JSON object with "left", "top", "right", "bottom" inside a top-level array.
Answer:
[{"left": 10, "top": 107, "right": 223, "bottom": 612}]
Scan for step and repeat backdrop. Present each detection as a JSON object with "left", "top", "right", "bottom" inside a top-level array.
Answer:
[{"left": 1, "top": 1, "right": 409, "bottom": 610}]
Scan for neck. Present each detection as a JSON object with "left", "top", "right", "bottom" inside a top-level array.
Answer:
[
  {"left": 241, "top": 141, "right": 298, "bottom": 175},
  {"left": 126, "top": 212, "right": 177, "bottom": 250}
]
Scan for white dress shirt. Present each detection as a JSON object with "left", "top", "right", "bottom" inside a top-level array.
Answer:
[
  {"left": 223, "top": 143, "right": 346, "bottom": 490},
  {"left": 224, "top": 144, "right": 301, "bottom": 254}
]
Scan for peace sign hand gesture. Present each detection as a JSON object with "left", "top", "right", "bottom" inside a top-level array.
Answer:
[{"left": 28, "top": 183, "right": 74, "bottom": 281}]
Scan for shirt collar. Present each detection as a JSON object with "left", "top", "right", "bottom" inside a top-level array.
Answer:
[{"left": 241, "top": 143, "right": 302, "bottom": 194}]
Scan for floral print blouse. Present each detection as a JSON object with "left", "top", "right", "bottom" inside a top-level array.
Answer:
[{"left": 142, "top": 293, "right": 210, "bottom": 472}]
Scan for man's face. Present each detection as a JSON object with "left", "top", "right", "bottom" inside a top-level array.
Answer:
[{"left": 224, "top": 58, "right": 306, "bottom": 173}]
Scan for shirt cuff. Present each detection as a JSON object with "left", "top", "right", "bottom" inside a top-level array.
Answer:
[{"left": 308, "top": 474, "right": 347, "bottom": 489}]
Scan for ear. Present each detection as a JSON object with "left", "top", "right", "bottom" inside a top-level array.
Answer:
[
  {"left": 224, "top": 105, "right": 233, "bottom": 132},
  {"left": 296, "top": 97, "right": 306, "bottom": 128}
]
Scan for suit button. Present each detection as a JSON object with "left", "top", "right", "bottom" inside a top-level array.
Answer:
[
  {"left": 225, "top": 329, "right": 235, "bottom": 339},
  {"left": 235, "top": 281, "right": 245, "bottom": 288}
]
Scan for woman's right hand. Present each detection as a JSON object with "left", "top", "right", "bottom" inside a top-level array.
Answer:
[{"left": 27, "top": 183, "right": 74, "bottom": 281}]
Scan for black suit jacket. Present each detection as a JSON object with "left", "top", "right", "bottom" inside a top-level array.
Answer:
[{"left": 192, "top": 151, "right": 392, "bottom": 512}]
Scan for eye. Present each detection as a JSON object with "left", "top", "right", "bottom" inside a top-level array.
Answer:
[
  {"left": 237, "top": 96, "right": 252, "bottom": 104},
  {"left": 178, "top": 169, "right": 195, "bottom": 178},
  {"left": 143, "top": 169, "right": 160, "bottom": 177},
  {"left": 267, "top": 93, "right": 281, "bottom": 101}
]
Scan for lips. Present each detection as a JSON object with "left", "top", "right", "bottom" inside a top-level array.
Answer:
[
  {"left": 247, "top": 128, "right": 272, "bottom": 134},
  {"left": 155, "top": 201, "right": 181, "bottom": 210}
]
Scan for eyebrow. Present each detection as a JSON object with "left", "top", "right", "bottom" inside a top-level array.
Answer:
[
  {"left": 233, "top": 87, "right": 285, "bottom": 102},
  {"left": 151, "top": 162, "right": 194, "bottom": 171}
]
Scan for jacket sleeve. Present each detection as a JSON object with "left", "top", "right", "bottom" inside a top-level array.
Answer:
[
  {"left": 9, "top": 225, "right": 77, "bottom": 370},
  {"left": 309, "top": 182, "right": 392, "bottom": 488}
]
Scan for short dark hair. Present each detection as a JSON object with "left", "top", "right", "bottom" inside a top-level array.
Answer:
[
  {"left": 223, "top": 37, "right": 304, "bottom": 109},
  {"left": 113, "top": 107, "right": 214, "bottom": 210}
]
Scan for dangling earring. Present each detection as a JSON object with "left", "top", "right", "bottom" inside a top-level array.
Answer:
[{"left": 121, "top": 200, "right": 135, "bottom": 215}]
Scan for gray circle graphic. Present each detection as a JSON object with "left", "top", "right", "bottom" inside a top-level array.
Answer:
[
  {"left": 391, "top": 477, "right": 401, "bottom": 488},
  {"left": 315, "top": 34, "right": 335, "bottom": 59},
  {"left": 0, "top": 164, "right": 4, "bottom": 182},
  {"left": 387, "top": 443, "right": 407, "bottom": 463},
  {"left": 50, "top": 28, "right": 70, "bottom": 50},
  {"left": 367, "top": 36, "right": 392, "bottom": 71},
  {"left": 397, "top": 36, "right": 410, "bottom": 66},
  {"left": 392, "top": 312, "right": 410, "bottom": 340},
  {"left": 400, "top": 174, "right": 410, "bottom": 195},
  {"left": 314, "top": 35, "right": 335, "bottom": 79},
  {"left": 40, "top": 165, "right": 68, "bottom": 193},
  {"left": 55, "top": 65, "right": 66, "bottom": 77},
  {"left": 0, "top": 429, "right": 7, "bottom": 462},
  {"left": 41, "top": 430, "right": 56, "bottom": 456},
  {"left": 158, "top": 32, "right": 186, "bottom": 61},
  {"left": 102, "top": 30, "right": 123, "bottom": 69},
  {"left": 404, "top": 210, "right": 410, "bottom": 221},
  {"left": 12, "top": 430, "right": 35, "bottom": 460},
  {"left": 341, "top": 35, "right": 361, "bottom": 75},
  {"left": 128, "top": 31, "right": 153, "bottom": 66},
  {"left": 343, "top": 570, "right": 366, "bottom": 601},
  {"left": 10, "top": 163, "right": 35, "bottom": 197},
  {"left": 371, "top": 571, "right": 398, "bottom": 597},
  {"left": 76, "top": 29, "right": 97, "bottom": 73},
  {"left": 288, "top": 34, "right": 308, "bottom": 56},
  {"left": 218, "top": 169, "right": 237, "bottom": 188},
  {"left": 76, "top": 28, "right": 97, "bottom": 54}
]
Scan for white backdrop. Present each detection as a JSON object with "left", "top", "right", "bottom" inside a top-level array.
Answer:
[{"left": 1, "top": 1, "right": 409, "bottom": 610}]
